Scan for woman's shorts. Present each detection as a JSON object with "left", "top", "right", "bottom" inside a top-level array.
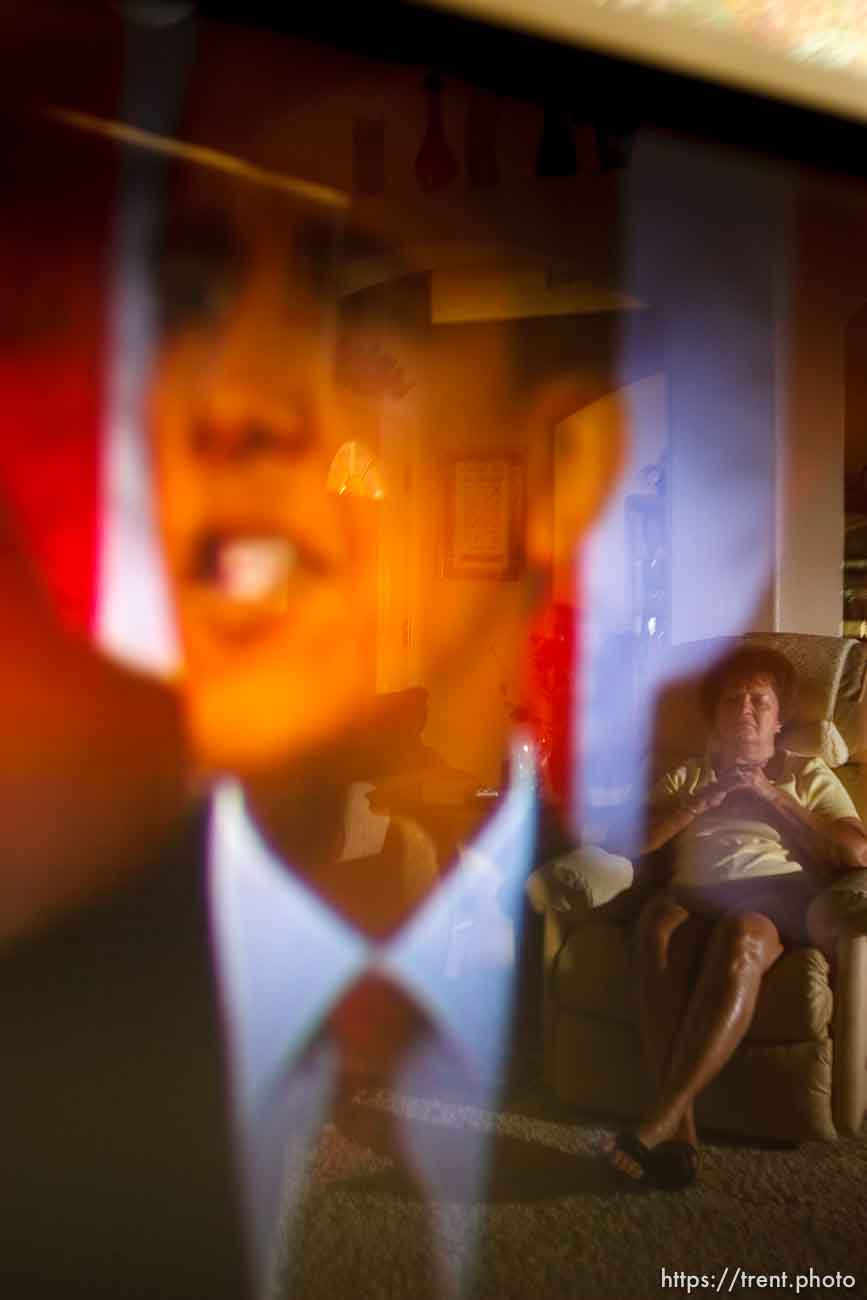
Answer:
[{"left": 668, "top": 872, "right": 817, "bottom": 946}]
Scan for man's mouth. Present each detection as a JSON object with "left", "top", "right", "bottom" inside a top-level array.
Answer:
[
  {"left": 190, "top": 532, "right": 309, "bottom": 605},
  {"left": 212, "top": 535, "right": 292, "bottom": 601}
]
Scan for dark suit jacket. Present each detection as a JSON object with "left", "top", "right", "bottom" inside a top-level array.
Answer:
[
  {"left": 0, "top": 814, "right": 252, "bottom": 1299},
  {"left": 0, "top": 790, "right": 550, "bottom": 1299}
]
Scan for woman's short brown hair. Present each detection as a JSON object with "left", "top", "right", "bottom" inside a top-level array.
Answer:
[{"left": 701, "top": 646, "right": 798, "bottom": 726}]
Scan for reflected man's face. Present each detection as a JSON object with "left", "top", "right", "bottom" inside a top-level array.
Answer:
[
  {"left": 150, "top": 170, "right": 615, "bottom": 789},
  {"left": 151, "top": 178, "right": 393, "bottom": 774}
]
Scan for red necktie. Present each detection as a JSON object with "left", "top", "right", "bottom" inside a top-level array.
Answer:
[
  {"left": 329, "top": 971, "right": 428, "bottom": 1085},
  {"left": 324, "top": 973, "right": 449, "bottom": 1299},
  {"left": 327, "top": 970, "right": 432, "bottom": 1159}
]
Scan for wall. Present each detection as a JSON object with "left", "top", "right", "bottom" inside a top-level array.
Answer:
[
  {"left": 776, "top": 188, "right": 867, "bottom": 635},
  {"left": 580, "top": 373, "right": 668, "bottom": 636},
  {"left": 626, "top": 130, "right": 783, "bottom": 643},
  {"left": 402, "top": 321, "right": 538, "bottom": 788}
]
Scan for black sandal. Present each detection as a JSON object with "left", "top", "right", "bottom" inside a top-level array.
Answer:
[
  {"left": 647, "top": 1139, "right": 699, "bottom": 1189},
  {"left": 607, "top": 1131, "right": 698, "bottom": 1190},
  {"left": 606, "top": 1131, "right": 653, "bottom": 1184}
]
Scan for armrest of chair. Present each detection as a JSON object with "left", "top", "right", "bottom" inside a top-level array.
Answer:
[
  {"left": 805, "top": 871, "right": 867, "bottom": 1136},
  {"left": 806, "top": 869, "right": 867, "bottom": 951},
  {"left": 530, "top": 847, "right": 635, "bottom": 1082},
  {"left": 526, "top": 845, "right": 635, "bottom": 921}
]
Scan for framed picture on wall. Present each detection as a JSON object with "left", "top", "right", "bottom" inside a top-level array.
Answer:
[{"left": 442, "top": 452, "right": 526, "bottom": 580}]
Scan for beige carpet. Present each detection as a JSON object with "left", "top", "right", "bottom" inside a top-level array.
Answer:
[{"left": 277, "top": 1054, "right": 867, "bottom": 1300}]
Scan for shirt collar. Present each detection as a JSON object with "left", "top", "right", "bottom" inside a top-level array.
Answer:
[
  {"left": 209, "top": 736, "right": 537, "bottom": 1107},
  {"left": 381, "top": 736, "right": 537, "bottom": 1065}
]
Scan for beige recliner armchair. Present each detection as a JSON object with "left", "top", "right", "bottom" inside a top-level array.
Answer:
[{"left": 529, "top": 633, "right": 867, "bottom": 1142}]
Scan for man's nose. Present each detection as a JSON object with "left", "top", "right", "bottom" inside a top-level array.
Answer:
[
  {"left": 189, "top": 314, "right": 333, "bottom": 465},
  {"left": 190, "top": 265, "right": 336, "bottom": 463}
]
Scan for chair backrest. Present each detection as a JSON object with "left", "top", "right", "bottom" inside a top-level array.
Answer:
[{"left": 649, "top": 632, "right": 867, "bottom": 818}]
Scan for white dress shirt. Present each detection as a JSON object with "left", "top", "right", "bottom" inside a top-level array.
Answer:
[{"left": 208, "top": 739, "right": 537, "bottom": 1298}]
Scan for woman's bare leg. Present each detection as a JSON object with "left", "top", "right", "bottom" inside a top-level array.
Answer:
[
  {"left": 633, "top": 895, "right": 710, "bottom": 1147},
  {"left": 611, "top": 910, "right": 783, "bottom": 1179},
  {"left": 604, "top": 894, "right": 706, "bottom": 1177}
]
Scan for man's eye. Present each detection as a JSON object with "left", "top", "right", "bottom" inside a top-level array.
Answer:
[
  {"left": 188, "top": 424, "right": 300, "bottom": 460},
  {"left": 152, "top": 214, "right": 243, "bottom": 331},
  {"left": 155, "top": 253, "right": 238, "bottom": 330},
  {"left": 293, "top": 220, "right": 344, "bottom": 301}
]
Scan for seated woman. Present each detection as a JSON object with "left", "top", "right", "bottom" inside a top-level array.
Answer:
[{"left": 605, "top": 646, "right": 867, "bottom": 1189}]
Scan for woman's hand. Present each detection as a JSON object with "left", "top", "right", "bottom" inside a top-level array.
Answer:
[
  {"left": 682, "top": 767, "right": 754, "bottom": 817},
  {"left": 643, "top": 773, "right": 736, "bottom": 855},
  {"left": 721, "top": 763, "right": 781, "bottom": 805},
  {"left": 643, "top": 763, "right": 790, "bottom": 858},
  {"left": 722, "top": 763, "right": 867, "bottom": 876},
  {"left": 681, "top": 784, "right": 729, "bottom": 818}
]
